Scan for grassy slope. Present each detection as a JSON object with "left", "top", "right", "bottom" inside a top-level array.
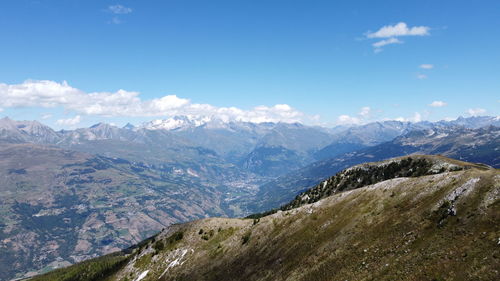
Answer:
[{"left": 29, "top": 157, "right": 499, "bottom": 281}]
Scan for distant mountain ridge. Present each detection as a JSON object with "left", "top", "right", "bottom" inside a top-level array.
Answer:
[
  {"left": 139, "top": 115, "right": 500, "bottom": 132},
  {"left": 1, "top": 115, "right": 498, "bottom": 177}
]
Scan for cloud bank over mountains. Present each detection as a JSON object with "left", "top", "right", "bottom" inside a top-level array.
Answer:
[
  {"left": 0, "top": 80, "right": 306, "bottom": 124},
  {"left": 0, "top": 80, "right": 493, "bottom": 128}
]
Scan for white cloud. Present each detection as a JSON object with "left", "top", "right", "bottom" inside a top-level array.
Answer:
[
  {"left": 337, "top": 114, "right": 361, "bottom": 125},
  {"left": 416, "top": 73, "right": 427, "bottom": 80},
  {"left": 0, "top": 80, "right": 310, "bottom": 124},
  {"left": 56, "top": 115, "right": 81, "bottom": 126},
  {"left": 365, "top": 22, "right": 430, "bottom": 52},
  {"left": 107, "top": 5, "right": 132, "bottom": 14},
  {"left": 429, "top": 101, "right": 447, "bottom": 107},
  {"left": 389, "top": 112, "right": 422, "bottom": 123},
  {"left": 467, "top": 108, "right": 486, "bottom": 116},
  {"left": 148, "top": 95, "right": 190, "bottom": 112},
  {"left": 420, "top": 64, "right": 434, "bottom": 69},
  {"left": 41, "top": 113, "right": 52, "bottom": 119},
  {"left": 366, "top": 22, "right": 430, "bottom": 38},
  {"left": 411, "top": 112, "right": 422, "bottom": 122},
  {"left": 336, "top": 106, "right": 372, "bottom": 125},
  {"left": 274, "top": 104, "right": 292, "bottom": 111},
  {"left": 359, "top": 106, "right": 371, "bottom": 117},
  {"left": 106, "top": 5, "right": 132, "bottom": 24},
  {"left": 372, "top": 38, "right": 403, "bottom": 48}
]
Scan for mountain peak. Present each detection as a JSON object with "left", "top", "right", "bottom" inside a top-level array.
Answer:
[
  {"left": 0, "top": 116, "right": 17, "bottom": 128},
  {"left": 89, "top": 122, "right": 111, "bottom": 129},
  {"left": 123, "top": 123, "right": 135, "bottom": 130},
  {"left": 0, "top": 118, "right": 59, "bottom": 143},
  {"left": 143, "top": 115, "right": 213, "bottom": 130}
]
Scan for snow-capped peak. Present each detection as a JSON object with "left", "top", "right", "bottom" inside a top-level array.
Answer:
[{"left": 142, "top": 115, "right": 214, "bottom": 130}]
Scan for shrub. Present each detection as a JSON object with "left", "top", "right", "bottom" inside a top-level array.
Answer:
[
  {"left": 153, "top": 240, "right": 165, "bottom": 252},
  {"left": 242, "top": 232, "right": 251, "bottom": 245},
  {"left": 201, "top": 229, "right": 215, "bottom": 240}
]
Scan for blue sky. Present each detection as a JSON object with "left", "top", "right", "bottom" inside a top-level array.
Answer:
[{"left": 0, "top": 0, "right": 499, "bottom": 128}]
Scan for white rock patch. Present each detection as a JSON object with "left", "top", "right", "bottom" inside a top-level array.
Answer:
[
  {"left": 365, "top": 177, "right": 409, "bottom": 191},
  {"left": 430, "top": 161, "right": 460, "bottom": 173},
  {"left": 158, "top": 248, "right": 191, "bottom": 279},
  {"left": 444, "top": 178, "right": 480, "bottom": 203},
  {"left": 135, "top": 270, "right": 149, "bottom": 281}
]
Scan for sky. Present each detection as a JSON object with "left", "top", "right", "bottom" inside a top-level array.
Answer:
[{"left": 0, "top": 0, "right": 499, "bottom": 129}]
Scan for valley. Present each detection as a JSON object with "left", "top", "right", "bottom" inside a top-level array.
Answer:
[{"left": 0, "top": 116, "right": 498, "bottom": 280}]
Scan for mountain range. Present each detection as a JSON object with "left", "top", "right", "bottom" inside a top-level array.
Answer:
[
  {"left": 0, "top": 115, "right": 498, "bottom": 280},
  {"left": 2, "top": 115, "right": 498, "bottom": 177}
]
